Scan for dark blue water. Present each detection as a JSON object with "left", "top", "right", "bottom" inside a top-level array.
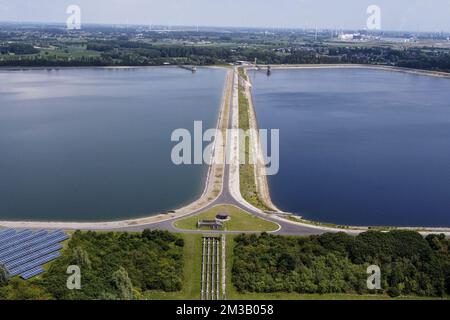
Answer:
[
  {"left": 0, "top": 67, "right": 225, "bottom": 221},
  {"left": 250, "top": 68, "right": 450, "bottom": 227}
]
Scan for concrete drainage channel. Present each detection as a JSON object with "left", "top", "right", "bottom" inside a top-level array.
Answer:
[{"left": 201, "top": 235, "right": 226, "bottom": 300}]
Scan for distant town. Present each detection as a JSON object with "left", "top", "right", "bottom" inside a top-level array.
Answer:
[{"left": 1, "top": 23, "right": 450, "bottom": 72}]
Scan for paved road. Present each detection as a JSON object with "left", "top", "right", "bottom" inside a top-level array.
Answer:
[
  {"left": 0, "top": 69, "right": 350, "bottom": 236},
  {"left": 1, "top": 68, "right": 444, "bottom": 236},
  {"left": 121, "top": 69, "right": 328, "bottom": 236}
]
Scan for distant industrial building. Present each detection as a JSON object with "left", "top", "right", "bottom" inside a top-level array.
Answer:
[
  {"left": 197, "top": 213, "right": 230, "bottom": 230},
  {"left": 0, "top": 229, "right": 69, "bottom": 280},
  {"left": 215, "top": 213, "right": 230, "bottom": 221},
  {"left": 338, "top": 33, "right": 362, "bottom": 41}
]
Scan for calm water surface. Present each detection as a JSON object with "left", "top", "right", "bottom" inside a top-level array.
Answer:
[
  {"left": 250, "top": 68, "right": 450, "bottom": 227},
  {"left": 0, "top": 67, "right": 225, "bottom": 221}
]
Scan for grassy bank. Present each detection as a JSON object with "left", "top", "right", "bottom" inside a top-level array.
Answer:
[
  {"left": 238, "top": 68, "right": 270, "bottom": 211},
  {"left": 173, "top": 205, "right": 278, "bottom": 232}
]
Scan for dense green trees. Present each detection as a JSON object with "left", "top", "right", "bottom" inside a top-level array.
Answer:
[
  {"left": 0, "top": 230, "right": 184, "bottom": 300},
  {"left": 3, "top": 37, "right": 450, "bottom": 72},
  {"left": 1, "top": 229, "right": 448, "bottom": 300},
  {"left": 0, "top": 265, "right": 8, "bottom": 288},
  {"left": 0, "top": 279, "right": 53, "bottom": 300},
  {"left": 0, "top": 56, "right": 111, "bottom": 67},
  {"left": 232, "top": 231, "right": 450, "bottom": 297},
  {"left": 1, "top": 25, "right": 450, "bottom": 71},
  {"left": 0, "top": 43, "right": 39, "bottom": 55}
]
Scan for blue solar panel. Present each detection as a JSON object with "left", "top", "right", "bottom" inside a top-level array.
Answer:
[
  {"left": 6, "top": 244, "right": 62, "bottom": 270},
  {"left": 0, "top": 228, "right": 12, "bottom": 235},
  {"left": 0, "top": 233, "right": 68, "bottom": 260},
  {"left": 0, "top": 231, "right": 32, "bottom": 251},
  {"left": 0, "top": 237, "right": 64, "bottom": 264},
  {"left": 0, "top": 229, "right": 15, "bottom": 241},
  {"left": 0, "top": 230, "right": 47, "bottom": 254},
  {"left": 21, "top": 267, "right": 45, "bottom": 280},
  {"left": 1, "top": 237, "right": 65, "bottom": 263},
  {"left": 0, "top": 230, "right": 32, "bottom": 246},
  {"left": 0, "top": 230, "right": 20, "bottom": 245},
  {"left": 48, "top": 231, "right": 66, "bottom": 238},
  {"left": 9, "top": 252, "right": 61, "bottom": 276},
  {"left": 0, "top": 229, "right": 68, "bottom": 280}
]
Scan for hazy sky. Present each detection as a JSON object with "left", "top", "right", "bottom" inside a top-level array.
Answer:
[{"left": 1, "top": 0, "right": 450, "bottom": 32}]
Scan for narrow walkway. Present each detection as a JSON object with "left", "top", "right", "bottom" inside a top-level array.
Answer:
[{"left": 201, "top": 236, "right": 221, "bottom": 300}]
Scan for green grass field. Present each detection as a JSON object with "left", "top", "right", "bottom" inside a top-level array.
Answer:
[
  {"left": 173, "top": 205, "right": 279, "bottom": 232},
  {"left": 37, "top": 47, "right": 100, "bottom": 58},
  {"left": 0, "top": 45, "right": 101, "bottom": 61},
  {"left": 237, "top": 71, "right": 270, "bottom": 211}
]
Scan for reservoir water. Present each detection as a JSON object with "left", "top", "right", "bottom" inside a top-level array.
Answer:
[
  {"left": 0, "top": 67, "right": 226, "bottom": 221},
  {"left": 250, "top": 68, "right": 450, "bottom": 227}
]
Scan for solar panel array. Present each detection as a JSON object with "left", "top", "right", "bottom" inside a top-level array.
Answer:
[{"left": 0, "top": 228, "right": 68, "bottom": 280}]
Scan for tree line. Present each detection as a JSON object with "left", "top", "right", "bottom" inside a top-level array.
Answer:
[
  {"left": 232, "top": 231, "right": 450, "bottom": 298},
  {"left": 2, "top": 40, "right": 450, "bottom": 73},
  {"left": 0, "top": 230, "right": 184, "bottom": 300}
]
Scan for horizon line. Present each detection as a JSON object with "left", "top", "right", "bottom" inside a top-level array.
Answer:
[{"left": 1, "top": 20, "right": 450, "bottom": 35}]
